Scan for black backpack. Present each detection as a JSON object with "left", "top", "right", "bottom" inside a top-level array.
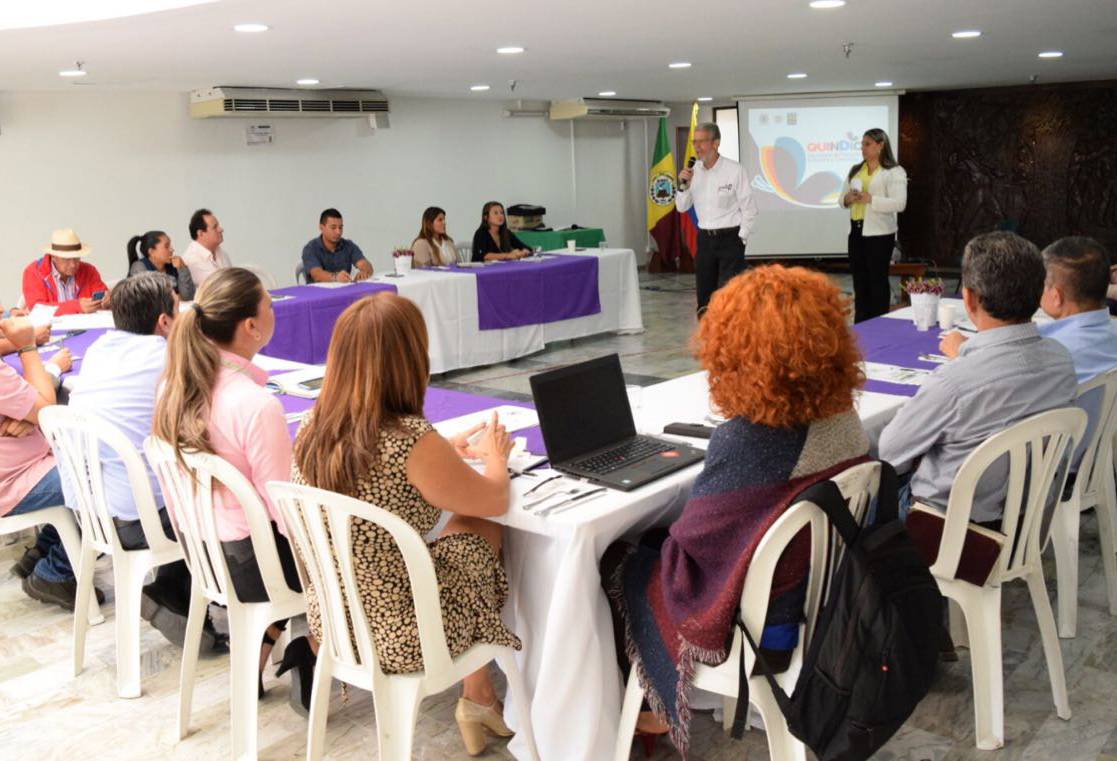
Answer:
[{"left": 730, "top": 464, "right": 945, "bottom": 761}]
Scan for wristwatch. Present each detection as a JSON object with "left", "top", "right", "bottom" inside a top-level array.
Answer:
[{"left": 17, "top": 344, "right": 37, "bottom": 355}]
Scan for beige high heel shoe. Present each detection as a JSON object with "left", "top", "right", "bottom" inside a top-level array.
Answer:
[{"left": 455, "top": 697, "right": 514, "bottom": 756}]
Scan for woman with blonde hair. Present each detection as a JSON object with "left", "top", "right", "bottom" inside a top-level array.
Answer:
[
  {"left": 410, "top": 206, "right": 458, "bottom": 267},
  {"left": 291, "top": 291, "right": 521, "bottom": 756},
  {"left": 153, "top": 267, "right": 302, "bottom": 697},
  {"left": 604, "top": 265, "right": 870, "bottom": 755}
]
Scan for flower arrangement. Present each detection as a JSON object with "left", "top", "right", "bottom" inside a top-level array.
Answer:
[
  {"left": 901, "top": 276, "right": 944, "bottom": 296},
  {"left": 392, "top": 247, "right": 414, "bottom": 258}
]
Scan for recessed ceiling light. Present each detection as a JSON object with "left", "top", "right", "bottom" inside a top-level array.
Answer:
[
  {"left": 59, "top": 62, "right": 86, "bottom": 77},
  {"left": 598, "top": 91, "right": 617, "bottom": 97},
  {"left": 470, "top": 84, "right": 491, "bottom": 92},
  {"left": 787, "top": 72, "right": 808, "bottom": 79},
  {"left": 296, "top": 78, "right": 319, "bottom": 86},
  {"left": 233, "top": 23, "right": 269, "bottom": 33},
  {"left": 875, "top": 81, "right": 893, "bottom": 87},
  {"left": 697, "top": 97, "right": 713, "bottom": 102},
  {"left": 497, "top": 46, "right": 525, "bottom": 55},
  {"left": 668, "top": 61, "right": 692, "bottom": 69},
  {"left": 952, "top": 30, "right": 981, "bottom": 39},
  {"left": 1038, "top": 50, "right": 1064, "bottom": 58},
  {"left": 809, "top": 0, "right": 846, "bottom": 8}
]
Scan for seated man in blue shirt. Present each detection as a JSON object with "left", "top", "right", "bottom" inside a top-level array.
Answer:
[
  {"left": 301, "top": 207, "right": 373, "bottom": 283},
  {"left": 879, "top": 231, "right": 1078, "bottom": 524},
  {"left": 1038, "top": 237, "right": 1117, "bottom": 382},
  {"left": 66, "top": 273, "right": 224, "bottom": 650}
]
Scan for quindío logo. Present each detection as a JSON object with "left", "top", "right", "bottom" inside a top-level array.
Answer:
[
  {"left": 649, "top": 172, "right": 676, "bottom": 206},
  {"left": 752, "top": 136, "right": 845, "bottom": 208}
]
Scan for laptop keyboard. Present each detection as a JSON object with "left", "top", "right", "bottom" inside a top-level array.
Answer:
[{"left": 571, "top": 437, "right": 673, "bottom": 475}]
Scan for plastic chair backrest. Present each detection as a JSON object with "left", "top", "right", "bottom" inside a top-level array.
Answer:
[
  {"left": 455, "top": 241, "right": 471, "bottom": 264},
  {"left": 1070, "top": 368, "right": 1117, "bottom": 504},
  {"left": 142, "top": 436, "right": 293, "bottom": 606},
  {"left": 736, "top": 461, "right": 881, "bottom": 665},
  {"left": 294, "top": 263, "right": 306, "bottom": 285},
  {"left": 266, "top": 480, "right": 453, "bottom": 678},
  {"left": 935, "top": 407, "right": 1086, "bottom": 584},
  {"left": 239, "top": 263, "right": 277, "bottom": 290},
  {"left": 39, "top": 405, "right": 174, "bottom": 558}
]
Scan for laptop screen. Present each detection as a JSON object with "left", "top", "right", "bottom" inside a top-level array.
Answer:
[{"left": 529, "top": 354, "right": 636, "bottom": 464}]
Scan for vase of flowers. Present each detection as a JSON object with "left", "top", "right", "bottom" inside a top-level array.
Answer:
[
  {"left": 392, "top": 247, "right": 413, "bottom": 275},
  {"left": 903, "top": 276, "right": 944, "bottom": 331}
]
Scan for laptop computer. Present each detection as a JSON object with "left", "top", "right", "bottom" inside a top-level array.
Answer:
[{"left": 529, "top": 354, "right": 705, "bottom": 491}]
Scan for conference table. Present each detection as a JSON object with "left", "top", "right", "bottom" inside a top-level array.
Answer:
[
  {"left": 2, "top": 301, "right": 945, "bottom": 760},
  {"left": 265, "top": 247, "right": 643, "bottom": 372},
  {"left": 261, "top": 304, "right": 945, "bottom": 761}
]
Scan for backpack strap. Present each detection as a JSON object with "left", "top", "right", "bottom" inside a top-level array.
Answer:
[{"left": 728, "top": 475, "right": 861, "bottom": 738}]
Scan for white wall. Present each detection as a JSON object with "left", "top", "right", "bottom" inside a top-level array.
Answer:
[{"left": 0, "top": 90, "right": 660, "bottom": 302}]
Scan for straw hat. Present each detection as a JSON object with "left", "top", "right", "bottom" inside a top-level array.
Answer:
[{"left": 42, "top": 228, "right": 91, "bottom": 258}]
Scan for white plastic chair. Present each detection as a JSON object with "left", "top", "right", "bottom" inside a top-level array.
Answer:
[
  {"left": 0, "top": 507, "right": 103, "bottom": 626},
  {"left": 914, "top": 407, "right": 1086, "bottom": 750},
  {"left": 266, "top": 480, "right": 540, "bottom": 761},
  {"left": 455, "top": 241, "right": 472, "bottom": 264},
  {"left": 612, "top": 461, "right": 882, "bottom": 761},
  {"left": 143, "top": 436, "right": 306, "bottom": 760},
  {"left": 1050, "top": 368, "right": 1117, "bottom": 637},
  {"left": 240, "top": 262, "right": 278, "bottom": 290},
  {"left": 294, "top": 263, "right": 307, "bottom": 285},
  {"left": 38, "top": 406, "right": 183, "bottom": 698}
]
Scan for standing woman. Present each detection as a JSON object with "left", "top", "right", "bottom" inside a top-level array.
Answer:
[
  {"left": 152, "top": 267, "right": 301, "bottom": 694},
  {"left": 839, "top": 128, "right": 907, "bottom": 322},
  {"left": 127, "top": 230, "right": 196, "bottom": 300},
  {"left": 471, "top": 201, "right": 531, "bottom": 262},
  {"left": 411, "top": 206, "right": 459, "bottom": 267}
]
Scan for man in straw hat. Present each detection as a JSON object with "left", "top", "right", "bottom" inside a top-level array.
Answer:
[{"left": 22, "top": 229, "right": 110, "bottom": 316}]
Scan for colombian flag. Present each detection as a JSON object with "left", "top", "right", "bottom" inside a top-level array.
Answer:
[
  {"left": 679, "top": 102, "right": 700, "bottom": 262},
  {"left": 647, "top": 116, "right": 681, "bottom": 267}
]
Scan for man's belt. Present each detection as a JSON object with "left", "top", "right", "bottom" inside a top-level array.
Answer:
[{"left": 698, "top": 226, "right": 740, "bottom": 238}]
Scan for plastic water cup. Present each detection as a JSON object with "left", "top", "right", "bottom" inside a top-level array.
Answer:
[
  {"left": 938, "top": 303, "right": 956, "bottom": 331},
  {"left": 598, "top": 241, "right": 608, "bottom": 249},
  {"left": 566, "top": 239, "right": 577, "bottom": 252}
]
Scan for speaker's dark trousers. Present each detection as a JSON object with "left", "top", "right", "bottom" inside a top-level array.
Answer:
[
  {"left": 696, "top": 226, "right": 746, "bottom": 314},
  {"left": 848, "top": 220, "right": 895, "bottom": 323}
]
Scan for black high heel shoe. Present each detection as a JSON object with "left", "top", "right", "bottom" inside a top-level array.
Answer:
[
  {"left": 275, "top": 636, "right": 317, "bottom": 715},
  {"left": 259, "top": 630, "right": 278, "bottom": 699}
]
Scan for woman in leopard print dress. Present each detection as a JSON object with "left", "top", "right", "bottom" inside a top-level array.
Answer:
[{"left": 290, "top": 292, "right": 521, "bottom": 756}]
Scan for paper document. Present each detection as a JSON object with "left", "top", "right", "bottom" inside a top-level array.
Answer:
[
  {"left": 432, "top": 405, "right": 540, "bottom": 438},
  {"left": 864, "top": 362, "right": 932, "bottom": 387},
  {"left": 308, "top": 281, "right": 354, "bottom": 289},
  {"left": 28, "top": 304, "right": 57, "bottom": 327},
  {"left": 49, "top": 311, "right": 115, "bottom": 331}
]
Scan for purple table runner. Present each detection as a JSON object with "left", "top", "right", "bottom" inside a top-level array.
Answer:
[
  {"left": 853, "top": 317, "right": 944, "bottom": 398},
  {"left": 266, "top": 282, "right": 397, "bottom": 365},
  {"left": 280, "top": 386, "right": 546, "bottom": 455},
  {"left": 2, "top": 327, "right": 109, "bottom": 378},
  {"left": 450, "top": 254, "right": 601, "bottom": 330}
]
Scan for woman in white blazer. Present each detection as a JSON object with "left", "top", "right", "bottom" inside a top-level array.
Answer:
[{"left": 839, "top": 128, "right": 907, "bottom": 322}]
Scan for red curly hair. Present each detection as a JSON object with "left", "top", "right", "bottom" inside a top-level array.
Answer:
[{"left": 695, "top": 265, "right": 864, "bottom": 428}]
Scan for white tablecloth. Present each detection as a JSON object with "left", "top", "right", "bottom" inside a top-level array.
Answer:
[{"left": 393, "top": 247, "right": 644, "bottom": 373}]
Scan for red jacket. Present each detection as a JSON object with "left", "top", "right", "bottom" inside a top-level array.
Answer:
[{"left": 22, "top": 256, "right": 109, "bottom": 316}]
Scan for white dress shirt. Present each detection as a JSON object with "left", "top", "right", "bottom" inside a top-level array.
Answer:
[
  {"left": 181, "top": 239, "right": 232, "bottom": 288},
  {"left": 64, "top": 330, "right": 168, "bottom": 520},
  {"left": 838, "top": 165, "right": 908, "bottom": 237},
  {"left": 675, "top": 154, "right": 759, "bottom": 243}
]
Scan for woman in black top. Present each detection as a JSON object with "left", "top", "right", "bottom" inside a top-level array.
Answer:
[
  {"left": 470, "top": 201, "right": 531, "bottom": 262},
  {"left": 126, "top": 230, "right": 196, "bottom": 300}
]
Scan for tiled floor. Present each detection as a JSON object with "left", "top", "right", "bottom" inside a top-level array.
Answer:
[{"left": 2, "top": 270, "right": 1115, "bottom": 760}]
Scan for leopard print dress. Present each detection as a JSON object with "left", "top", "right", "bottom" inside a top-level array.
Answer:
[{"left": 292, "top": 414, "right": 521, "bottom": 674}]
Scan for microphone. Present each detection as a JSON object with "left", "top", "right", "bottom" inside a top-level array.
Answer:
[{"left": 679, "top": 156, "right": 697, "bottom": 191}]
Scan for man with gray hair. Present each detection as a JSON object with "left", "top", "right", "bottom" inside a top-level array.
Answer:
[
  {"left": 676, "top": 122, "right": 759, "bottom": 314},
  {"left": 66, "top": 272, "right": 224, "bottom": 650},
  {"left": 878, "top": 231, "right": 1077, "bottom": 522}
]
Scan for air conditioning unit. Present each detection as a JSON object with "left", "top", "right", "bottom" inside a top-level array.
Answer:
[
  {"left": 549, "top": 98, "right": 669, "bottom": 120},
  {"left": 189, "top": 87, "right": 390, "bottom": 121}
]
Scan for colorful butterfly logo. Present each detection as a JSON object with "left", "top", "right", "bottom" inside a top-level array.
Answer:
[{"left": 753, "top": 137, "right": 843, "bottom": 208}]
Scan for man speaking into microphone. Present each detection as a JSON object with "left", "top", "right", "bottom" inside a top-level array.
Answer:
[{"left": 676, "top": 122, "right": 759, "bottom": 315}]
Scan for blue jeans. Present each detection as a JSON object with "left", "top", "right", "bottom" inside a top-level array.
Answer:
[{"left": 8, "top": 468, "right": 74, "bottom": 582}]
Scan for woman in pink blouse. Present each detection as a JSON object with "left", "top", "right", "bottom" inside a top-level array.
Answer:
[{"left": 153, "top": 267, "right": 301, "bottom": 694}]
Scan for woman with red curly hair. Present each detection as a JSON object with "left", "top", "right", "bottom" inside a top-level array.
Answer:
[{"left": 604, "top": 265, "right": 870, "bottom": 755}]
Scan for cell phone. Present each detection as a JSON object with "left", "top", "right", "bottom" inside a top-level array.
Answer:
[
  {"left": 92, "top": 290, "right": 106, "bottom": 300},
  {"left": 298, "top": 377, "right": 324, "bottom": 391}
]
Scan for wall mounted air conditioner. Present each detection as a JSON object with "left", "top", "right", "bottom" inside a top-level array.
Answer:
[
  {"left": 189, "top": 87, "right": 390, "bottom": 122},
  {"left": 549, "top": 98, "right": 669, "bottom": 120}
]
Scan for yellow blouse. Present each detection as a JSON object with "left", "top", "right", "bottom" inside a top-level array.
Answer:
[{"left": 850, "top": 163, "right": 877, "bottom": 222}]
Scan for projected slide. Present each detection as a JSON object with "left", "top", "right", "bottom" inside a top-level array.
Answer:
[{"left": 747, "top": 105, "right": 890, "bottom": 211}]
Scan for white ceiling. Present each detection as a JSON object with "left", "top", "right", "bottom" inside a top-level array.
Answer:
[{"left": 0, "top": 0, "right": 1114, "bottom": 101}]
